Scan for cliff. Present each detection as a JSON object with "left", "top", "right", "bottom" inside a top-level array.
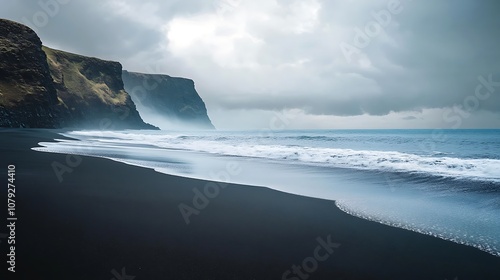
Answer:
[
  {"left": 122, "top": 71, "right": 215, "bottom": 130},
  {"left": 0, "top": 18, "right": 156, "bottom": 129},
  {"left": 0, "top": 19, "right": 58, "bottom": 128},
  {"left": 1, "top": 18, "right": 214, "bottom": 130},
  {"left": 43, "top": 47, "right": 156, "bottom": 129}
]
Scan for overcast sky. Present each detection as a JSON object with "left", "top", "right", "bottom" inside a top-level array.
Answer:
[{"left": 2, "top": 0, "right": 500, "bottom": 129}]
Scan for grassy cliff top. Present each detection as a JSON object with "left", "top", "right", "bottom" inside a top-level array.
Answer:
[{"left": 43, "top": 46, "right": 128, "bottom": 106}]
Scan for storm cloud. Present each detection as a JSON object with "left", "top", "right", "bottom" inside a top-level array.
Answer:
[{"left": 2, "top": 0, "right": 499, "bottom": 128}]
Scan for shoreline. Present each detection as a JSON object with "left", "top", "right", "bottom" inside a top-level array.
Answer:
[
  {"left": 335, "top": 200, "right": 500, "bottom": 259},
  {"left": 1, "top": 128, "right": 499, "bottom": 279},
  {"left": 36, "top": 129, "right": 500, "bottom": 258}
]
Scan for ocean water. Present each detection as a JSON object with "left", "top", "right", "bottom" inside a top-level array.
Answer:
[{"left": 33, "top": 129, "right": 500, "bottom": 256}]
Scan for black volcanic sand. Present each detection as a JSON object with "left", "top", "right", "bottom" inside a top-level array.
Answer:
[{"left": 0, "top": 129, "right": 499, "bottom": 280}]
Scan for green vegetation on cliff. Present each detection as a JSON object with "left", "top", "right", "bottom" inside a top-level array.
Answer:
[{"left": 43, "top": 46, "right": 155, "bottom": 129}]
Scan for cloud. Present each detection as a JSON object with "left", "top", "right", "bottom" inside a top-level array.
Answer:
[
  {"left": 402, "top": 116, "right": 417, "bottom": 121},
  {"left": 1, "top": 0, "right": 499, "bottom": 128}
]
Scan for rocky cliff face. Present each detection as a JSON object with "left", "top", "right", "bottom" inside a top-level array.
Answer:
[
  {"left": 122, "top": 71, "right": 215, "bottom": 130},
  {"left": 43, "top": 47, "right": 156, "bottom": 129},
  {"left": 1, "top": 18, "right": 214, "bottom": 131},
  {"left": 0, "top": 18, "right": 156, "bottom": 130},
  {"left": 0, "top": 19, "right": 58, "bottom": 128}
]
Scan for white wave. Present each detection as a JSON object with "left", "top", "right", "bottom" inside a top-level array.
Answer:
[{"left": 59, "top": 130, "right": 500, "bottom": 182}]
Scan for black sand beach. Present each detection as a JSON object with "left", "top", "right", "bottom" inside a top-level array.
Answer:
[{"left": 1, "top": 129, "right": 499, "bottom": 280}]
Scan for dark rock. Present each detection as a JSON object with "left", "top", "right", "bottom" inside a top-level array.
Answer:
[{"left": 0, "top": 19, "right": 58, "bottom": 128}]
